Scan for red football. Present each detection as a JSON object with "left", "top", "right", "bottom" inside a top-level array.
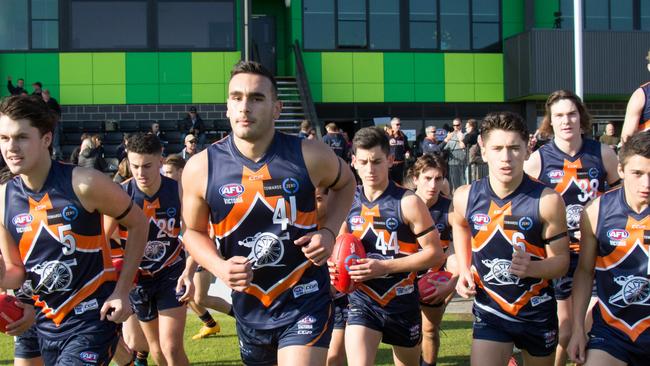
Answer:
[
  {"left": 330, "top": 233, "right": 366, "bottom": 294},
  {"left": 112, "top": 257, "right": 124, "bottom": 274},
  {"left": 418, "top": 270, "right": 453, "bottom": 302},
  {"left": 0, "top": 294, "right": 23, "bottom": 333}
]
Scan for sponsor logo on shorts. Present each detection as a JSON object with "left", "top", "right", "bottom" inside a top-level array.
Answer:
[
  {"left": 396, "top": 285, "right": 414, "bottom": 296},
  {"left": 219, "top": 183, "right": 244, "bottom": 204},
  {"left": 297, "top": 330, "right": 313, "bottom": 335},
  {"left": 547, "top": 169, "right": 564, "bottom": 183},
  {"left": 543, "top": 329, "right": 557, "bottom": 348},
  {"left": 298, "top": 315, "right": 317, "bottom": 325},
  {"left": 74, "top": 299, "right": 99, "bottom": 315},
  {"left": 471, "top": 214, "right": 490, "bottom": 231},
  {"left": 530, "top": 293, "right": 552, "bottom": 307},
  {"left": 79, "top": 351, "right": 98, "bottom": 363},
  {"left": 292, "top": 280, "right": 319, "bottom": 298}
]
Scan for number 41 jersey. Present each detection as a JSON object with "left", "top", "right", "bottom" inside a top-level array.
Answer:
[{"left": 206, "top": 132, "right": 329, "bottom": 330}]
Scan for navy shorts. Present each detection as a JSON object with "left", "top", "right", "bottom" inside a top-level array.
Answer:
[
  {"left": 587, "top": 309, "right": 650, "bottom": 366},
  {"left": 235, "top": 302, "right": 333, "bottom": 366},
  {"left": 347, "top": 300, "right": 421, "bottom": 348},
  {"left": 39, "top": 322, "right": 119, "bottom": 366},
  {"left": 333, "top": 295, "right": 349, "bottom": 330},
  {"left": 14, "top": 325, "right": 41, "bottom": 359},
  {"left": 472, "top": 308, "right": 558, "bottom": 357},
  {"left": 130, "top": 261, "right": 186, "bottom": 322}
]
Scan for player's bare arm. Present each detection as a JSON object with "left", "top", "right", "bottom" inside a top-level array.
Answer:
[
  {"left": 510, "top": 188, "right": 570, "bottom": 280},
  {"left": 622, "top": 88, "right": 644, "bottom": 143},
  {"left": 181, "top": 150, "right": 252, "bottom": 292},
  {"left": 176, "top": 182, "right": 196, "bottom": 302},
  {"left": 451, "top": 184, "right": 476, "bottom": 298},
  {"left": 567, "top": 199, "right": 600, "bottom": 364},
  {"left": 297, "top": 140, "right": 356, "bottom": 266},
  {"left": 523, "top": 150, "right": 542, "bottom": 179},
  {"left": 0, "top": 222, "right": 25, "bottom": 289},
  {"left": 73, "top": 167, "right": 148, "bottom": 322}
]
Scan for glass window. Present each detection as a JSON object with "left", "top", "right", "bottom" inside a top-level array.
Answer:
[
  {"left": 610, "top": 0, "right": 633, "bottom": 31},
  {"left": 32, "top": 20, "right": 58, "bottom": 49},
  {"left": 559, "top": 0, "right": 574, "bottom": 29},
  {"left": 642, "top": 0, "right": 650, "bottom": 30},
  {"left": 303, "top": 0, "right": 335, "bottom": 49},
  {"left": 71, "top": 1, "right": 147, "bottom": 49},
  {"left": 409, "top": 0, "right": 437, "bottom": 49},
  {"left": 32, "top": 0, "right": 58, "bottom": 19},
  {"left": 369, "top": 0, "right": 399, "bottom": 49},
  {"left": 440, "top": 0, "right": 469, "bottom": 50},
  {"left": 472, "top": 23, "right": 499, "bottom": 50},
  {"left": 0, "top": 0, "right": 28, "bottom": 50},
  {"left": 158, "top": 1, "right": 235, "bottom": 49},
  {"left": 585, "top": 0, "right": 609, "bottom": 30},
  {"left": 338, "top": 0, "right": 366, "bottom": 47},
  {"left": 472, "top": 0, "right": 498, "bottom": 22}
]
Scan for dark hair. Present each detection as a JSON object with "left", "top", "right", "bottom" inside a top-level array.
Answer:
[
  {"left": 619, "top": 130, "right": 650, "bottom": 167},
  {"left": 126, "top": 132, "right": 162, "bottom": 155},
  {"left": 33, "top": 82, "right": 42, "bottom": 88},
  {"left": 480, "top": 111, "right": 529, "bottom": 143},
  {"left": 540, "top": 90, "right": 592, "bottom": 137},
  {"left": 230, "top": 61, "right": 278, "bottom": 98},
  {"left": 466, "top": 118, "right": 477, "bottom": 129},
  {"left": 0, "top": 95, "right": 55, "bottom": 137},
  {"left": 163, "top": 154, "right": 186, "bottom": 170},
  {"left": 352, "top": 127, "right": 390, "bottom": 156},
  {"left": 409, "top": 154, "right": 448, "bottom": 179}
]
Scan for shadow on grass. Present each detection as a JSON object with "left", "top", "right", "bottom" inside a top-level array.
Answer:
[
  {"left": 0, "top": 360, "right": 12, "bottom": 366},
  {"left": 191, "top": 362, "right": 243, "bottom": 366}
]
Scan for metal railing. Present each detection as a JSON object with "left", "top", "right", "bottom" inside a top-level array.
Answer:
[{"left": 291, "top": 41, "right": 321, "bottom": 138}]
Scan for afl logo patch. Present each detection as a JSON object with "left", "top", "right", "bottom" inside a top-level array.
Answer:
[
  {"left": 607, "top": 229, "right": 629, "bottom": 243},
  {"left": 219, "top": 183, "right": 244, "bottom": 198},
  {"left": 547, "top": 170, "right": 564, "bottom": 183},
  {"left": 282, "top": 177, "right": 300, "bottom": 195},
  {"left": 518, "top": 217, "right": 533, "bottom": 231},
  {"left": 12, "top": 213, "right": 33, "bottom": 226},
  {"left": 471, "top": 214, "right": 490, "bottom": 231},
  {"left": 62, "top": 205, "right": 78, "bottom": 221},
  {"left": 385, "top": 217, "right": 399, "bottom": 231}
]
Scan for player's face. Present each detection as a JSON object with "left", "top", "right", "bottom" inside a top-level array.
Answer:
[
  {"left": 128, "top": 152, "right": 162, "bottom": 191},
  {"left": 227, "top": 73, "right": 281, "bottom": 142},
  {"left": 550, "top": 98, "right": 581, "bottom": 141},
  {"left": 353, "top": 146, "right": 392, "bottom": 188},
  {"left": 620, "top": 155, "right": 650, "bottom": 204},
  {"left": 415, "top": 167, "right": 445, "bottom": 202},
  {"left": 162, "top": 164, "right": 182, "bottom": 182},
  {"left": 481, "top": 129, "right": 529, "bottom": 185},
  {"left": 0, "top": 115, "right": 51, "bottom": 176}
]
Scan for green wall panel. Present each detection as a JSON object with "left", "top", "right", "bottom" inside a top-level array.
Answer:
[
  {"left": 415, "top": 83, "right": 445, "bottom": 102},
  {"left": 445, "top": 83, "right": 475, "bottom": 102},
  {"left": 159, "top": 53, "right": 191, "bottom": 84},
  {"left": 192, "top": 53, "right": 224, "bottom": 84},
  {"left": 60, "top": 53, "right": 92, "bottom": 85},
  {"left": 502, "top": 0, "right": 524, "bottom": 39},
  {"left": 475, "top": 83, "right": 504, "bottom": 102},
  {"left": 414, "top": 54, "right": 444, "bottom": 84},
  {"left": 93, "top": 53, "right": 125, "bottom": 84},
  {"left": 321, "top": 53, "right": 353, "bottom": 83},
  {"left": 93, "top": 84, "right": 126, "bottom": 104},
  {"left": 223, "top": 52, "right": 242, "bottom": 79},
  {"left": 60, "top": 85, "right": 93, "bottom": 104},
  {"left": 322, "top": 83, "right": 353, "bottom": 102},
  {"left": 193, "top": 84, "right": 225, "bottom": 103},
  {"left": 385, "top": 83, "right": 415, "bottom": 102},
  {"left": 444, "top": 54, "right": 474, "bottom": 83},
  {"left": 352, "top": 53, "right": 383, "bottom": 84},
  {"left": 302, "top": 52, "right": 322, "bottom": 84},
  {"left": 310, "top": 83, "right": 322, "bottom": 102},
  {"left": 354, "top": 83, "right": 383, "bottom": 102},
  {"left": 160, "top": 84, "right": 191, "bottom": 103},
  {"left": 384, "top": 53, "right": 414, "bottom": 84},
  {"left": 26, "top": 53, "right": 59, "bottom": 89},
  {"left": 127, "top": 84, "right": 159, "bottom": 104},
  {"left": 534, "top": 0, "right": 557, "bottom": 28},
  {"left": 126, "top": 53, "right": 159, "bottom": 84},
  {"left": 474, "top": 54, "right": 503, "bottom": 83}
]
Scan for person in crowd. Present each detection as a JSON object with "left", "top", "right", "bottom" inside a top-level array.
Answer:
[
  {"left": 322, "top": 122, "right": 348, "bottom": 160},
  {"left": 182, "top": 106, "right": 205, "bottom": 146},
  {"left": 150, "top": 121, "right": 168, "bottom": 145},
  {"left": 298, "top": 119, "right": 312, "bottom": 139},
  {"left": 41, "top": 89, "right": 62, "bottom": 160},
  {"left": 307, "top": 128, "right": 317, "bottom": 140},
  {"left": 113, "top": 157, "right": 131, "bottom": 184},
  {"left": 78, "top": 136, "right": 109, "bottom": 172},
  {"left": 31, "top": 82, "right": 42, "bottom": 96},
  {"left": 7, "top": 76, "right": 26, "bottom": 95},
  {"left": 599, "top": 122, "right": 620, "bottom": 151},
  {"left": 420, "top": 126, "right": 441, "bottom": 156},
  {"left": 180, "top": 134, "right": 198, "bottom": 161},
  {"left": 69, "top": 133, "right": 90, "bottom": 165},
  {"left": 443, "top": 118, "right": 467, "bottom": 190},
  {"left": 387, "top": 117, "right": 411, "bottom": 185},
  {"left": 116, "top": 133, "right": 129, "bottom": 162}
]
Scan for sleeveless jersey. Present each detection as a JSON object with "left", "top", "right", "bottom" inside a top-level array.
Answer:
[
  {"left": 118, "top": 175, "right": 183, "bottom": 276},
  {"left": 429, "top": 195, "right": 452, "bottom": 250},
  {"left": 206, "top": 132, "right": 327, "bottom": 329},
  {"left": 639, "top": 82, "right": 650, "bottom": 132},
  {"left": 594, "top": 187, "right": 650, "bottom": 342},
  {"left": 466, "top": 175, "right": 555, "bottom": 323},
  {"left": 537, "top": 139, "right": 607, "bottom": 253},
  {"left": 3, "top": 161, "right": 116, "bottom": 336},
  {"left": 389, "top": 132, "right": 408, "bottom": 162},
  {"left": 347, "top": 181, "right": 419, "bottom": 314}
]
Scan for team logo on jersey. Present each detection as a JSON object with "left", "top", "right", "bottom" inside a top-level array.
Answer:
[
  {"left": 547, "top": 169, "right": 565, "bottom": 183},
  {"left": 238, "top": 232, "right": 288, "bottom": 269},
  {"left": 481, "top": 259, "right": 522, "bottom": 286},
  {"left": 588, "top": 168, "right": 599, "bottom": 179},
  {"left": 166, "top": 207, "right": 177, "bottom": 218},
  {"left": 219, "top": 183, "right": 244, "bottom": 204},
  {"left": 29, "top": 259, "right": 77, "bottom": 294},
  {"left": 608, "top": 275, "right": 650, "bottom": 307},
  {"left": 565, "top": 204, "right": 584, "bottom": 230},
  {"left": 530, "top": 293, "right": 553, "bottom": 307},
  {"left": 12, "top": 213, "right": 33, "bottom": 233},
  {"left": 143, "top": 240, "right": 169, "bottom": 262},
  {"left": 607, "top": 229, "right": 629, "bottom": 246},
  {"left": 282, "top": 177, "right": 300, "bottom": 195},
  {"left": 471, "top": 214, "right": 491, "bottom": 231},
  {"left": 350, "top": 215, "right": 365, "bottom": 230},
  {"left": 79, "top": 351, "right": 98, "bottom": 363}
]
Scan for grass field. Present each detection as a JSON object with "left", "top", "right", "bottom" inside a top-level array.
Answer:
[{"left": 0, "top": 313, "right": 474, "bottom": 365}]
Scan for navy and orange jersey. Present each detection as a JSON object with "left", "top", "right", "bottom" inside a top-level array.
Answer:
[
  {"left": 593, "top": 187, "right": 650, "bottom": 343},
  {"left": 429, "top": 195, "right": 452, "bottom": 250},
  {"left": 3, "top": 161, "right": 116, "bottom": 336},
  {"left": 639, "top": 82, "right": 650, "bottom": 132},
  {"left": 205, "top": 132, "right": 329, "bottom": 330},
  {"left": 118, "top": 175, "right": 183, "bottom": 276},
  {"left": 346, "top": 181, "right": 420, "bottom": 314},
  {"left": 537, "top": 139, "right": 607, "bottom": 253},
  {"left": 466, "top": 175, "right": 556, "bottom": 323}
]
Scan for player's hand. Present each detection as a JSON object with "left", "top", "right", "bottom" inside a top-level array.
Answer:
[
  {"left": 294, "top": 229, "right": 334, "bottom": 266},
  {"left": 0, "top": 256, "right": 5, "bottom": 284},
  {"left": 4, "top": 301, "right": 36, "bottom": 336},
  {"left": 455, "top": 270, "right": 476, "bottom": 298},
  {"left": 217, "top": 256, "right": 252, "bottom": 292},
  {"left": 327, "top": 260, "right": 338, "bottom": 285},
  {"left": 176, "top": 272, "right": 195, "bottom": 303},
  {"left": 567, "top": 332, "right": 587, "bottom": 364},
  {"left": 510, "top": 245, "right": 531, "bottom": 279},
  {"left": 100, "top": 291, "right": 132, "bottom": 324},
  {"left": 421, "top": 276, "right": 458, "bottom": 305},
  {"left": 348, "top": 258, "right": 387, "bottom": 281}
]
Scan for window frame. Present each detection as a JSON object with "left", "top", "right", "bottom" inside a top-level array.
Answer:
[{"left": 558, "top": 0, "right": 641, "bottom": 31}]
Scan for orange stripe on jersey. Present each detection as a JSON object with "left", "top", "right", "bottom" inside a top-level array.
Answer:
[
  {"left": 596, "top": 216, "right": 649, "bottom": 269},
  {"left": 243, "top": 261, "right": 312, "bottom": 307},
  {"left": 472, "top": 268, "right": 548, "bottom": 316},
  {"left": 598, "top": 301, "right": 650, "bottom": 342},
  {"left": 553, "top": 159, "right": 583, "bottom": 196},
  {"left": 398, "top": 240, "right": 418, "bottom": 254},
  {"left": 358, "top": 273, "right": 417, "bottom": 307},
  {"left": 640, "top": 119, "right": 650, "bottom": 132},
  {"left": 440, "top": 239, "right": 450, "bottom": 250}
]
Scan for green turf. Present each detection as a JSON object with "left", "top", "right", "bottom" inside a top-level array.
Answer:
[{"left": 0, "top": 313, "right": 474, "bottom": 365}]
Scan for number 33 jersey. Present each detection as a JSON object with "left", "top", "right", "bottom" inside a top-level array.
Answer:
[{"left": 206, "top": 132, "right": 329, "bottom": 329}]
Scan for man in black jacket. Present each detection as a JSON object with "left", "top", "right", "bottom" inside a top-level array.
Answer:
[
  {"left": 7, "top": 76, "right": 26, "bottom": 95},
  {"left": 182, "top": 106, "right": 205, "bottom": 146}
]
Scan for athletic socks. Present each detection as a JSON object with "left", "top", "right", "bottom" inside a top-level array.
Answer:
[
  {"left": 134, "top": 351, "right": 149, "bottom": 366},
  {"left": 420, "top": 358, "right": 436, "bottom": 366},
  {"left": 198, "top": 311, "right": 217, "bottom": 328},
  {"left": 227, "top": 307, "right": 234, "bottom": 317}
]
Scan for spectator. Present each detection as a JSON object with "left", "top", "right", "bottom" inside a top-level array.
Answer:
[
  {"left": 69, "top": 133, "right": 91, "bottom": 165},
  {"left": 180, "top": 134, "right": 198, "bottom": 161},
  {"left": 420, "top": 126, "right": 441, "bottom": 156},
  {"left": 442, "top": 117, "right": 467, "bottom": 190},
  {"left": 162, "top": 154, "right": 186, "bottom": 182},
  {"left": 113, "top": 158, "right": 131, "bottom": 184},
  {"left": 78, "top": 137, "right": 109, "bottom": 172},
  {"left": 322, "top": 122, "right": 348, "bottom": 159},
  {"left": 182, "top": 106, "right": 205, "bottom": 146},
  {"left": 461, "top": 118, "right": 479, "bottom": 149},
  {"left": 307, "top": 128, "right": 317, "bottom": 140},
  {"left": 32, "top": 81, "right": 43, "bottom": 96},
  {"left": 7, "top": 76, "right": 26, "bottom": 95},
  {"left": 116, "top": 133, "right": 129, "bottom": 162},
  {"left": 387, "top": 117, "right": 411, "bottom": 184},
  {"left": 298, "top": 120, "right": 311, "bottom": 139},
  {"left": 91, "top": 134, "right": 105, "bottom": 158},
  {"left": 42, "top": 89, "right": 63, "bottom": 160},
  {"left": 599, "top": 122, "right": 620, "bottom": 150},
  {"left": 150, "top": 121, "right": 168, "bottom": 144}
]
